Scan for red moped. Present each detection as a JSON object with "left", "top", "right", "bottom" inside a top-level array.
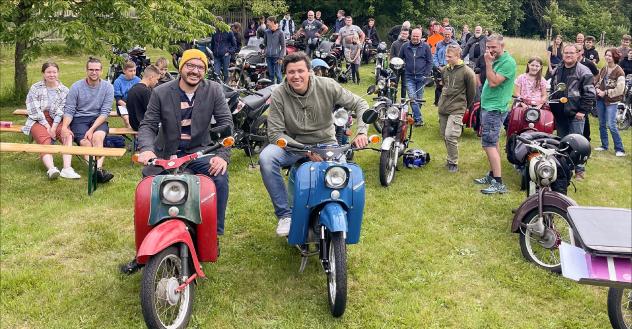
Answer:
[
  {"left": 506, "top": 83, "right": 568, "bottom": 138},
  {"left": 126, "top": 136, "right": 233, "bottom": 329}
]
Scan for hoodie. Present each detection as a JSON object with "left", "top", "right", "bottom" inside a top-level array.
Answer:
[
  {"left": 267, "top": 75, "right": 368, "bottom": 145},
  {"left": 438, "top": 61, "right": 477, "bottom": 115}
]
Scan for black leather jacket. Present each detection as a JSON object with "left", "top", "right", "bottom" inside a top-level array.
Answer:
[{"left": 550, "top": 62, "right": 596, "bottom": 117}]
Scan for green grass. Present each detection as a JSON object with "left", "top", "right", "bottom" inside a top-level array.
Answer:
[{"left": 1, "top": 45, "right": 631, "bottom": 328}]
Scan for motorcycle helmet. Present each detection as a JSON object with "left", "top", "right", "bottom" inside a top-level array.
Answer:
[
  {"left": 311, "top": 58, "right": 330, "bottom": 70},
  {"left": 559, "top": 134, "right": 591, "bottom": 166},
  {"left": 403, "top": 149, "right": 431, "bottom": 168}
]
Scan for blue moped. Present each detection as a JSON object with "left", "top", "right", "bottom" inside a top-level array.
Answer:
[{"left": 275, "top": 126, "right": 377, "bottom": 317}]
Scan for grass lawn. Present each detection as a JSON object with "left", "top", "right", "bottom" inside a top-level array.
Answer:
[{"left": 1, "top": 42, "right": 630, "bottom": 328}]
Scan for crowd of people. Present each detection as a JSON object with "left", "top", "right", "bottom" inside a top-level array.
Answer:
[{"left": 21, "top": 8, "right": 632, "bottom": 236}]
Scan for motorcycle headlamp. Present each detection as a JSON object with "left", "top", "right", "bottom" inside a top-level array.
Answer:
[
  {"left": 386, "top": 106, "right": 399, "bottom": 120},
  {"left": 377, "top": 42, "right": 387, "bottom": 52},
  {"left": 333, "top": 108, "right": 349, "bottom": 127},
  {"left": 325, "top": 166, "right": 349, "bottom": 189},
  {"left": 535, "top": 159, "right": 556, "bottom": 185},
  {"left": 315, "top": 50, "right": 321, "bottom": 57},
  {"left": 376, "top": 53, "right": 384, "bottom": 59},
  {"left": 525, "top": 108, "right": 540, "bottom": 123},
  {"left": 161, "top": 180, "right": 188, "bottom": 205},
  {"left": 377, "top": 78, "right": 386, "bottom": 90}
]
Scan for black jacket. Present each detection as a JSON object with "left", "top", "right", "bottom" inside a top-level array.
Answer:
[
  {"left": 550, "top": 62, "right": 596, "bottom": 117},
  {"left": 461, "top": 35, "right": 486, "bottom": 61},
  {"left": 138, "top": 79, "right": 234, "bottom": 162},
  {"left": 362, "top": 25, "right": 380, "bottom": 45}
]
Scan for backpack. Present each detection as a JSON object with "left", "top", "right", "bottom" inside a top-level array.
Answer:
[{"left": 104, "top": 135, "right": 126, "bottom": 148}]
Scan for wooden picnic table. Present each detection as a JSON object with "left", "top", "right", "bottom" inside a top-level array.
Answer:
[{"left": 12, "top": 109, "right": 120, "bottom": 117}]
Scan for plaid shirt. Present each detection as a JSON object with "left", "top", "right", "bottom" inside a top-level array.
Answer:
[{"left": 23, "top": 80, "right": 69, "bottom": 135}]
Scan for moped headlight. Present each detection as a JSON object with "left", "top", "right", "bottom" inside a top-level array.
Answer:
[
  {"left": 236, "top": 57, "right": 243, "bottom": 66},
  {"left": 315, "top": 50, "right": 321, "bottom": 57},
  {"left": 386, "top": 106, "right": 399, "bottom": 120},
  {"left": 377, "top": 79, "right": 386, "bottom": 90},
  {"left": 535, "top": 159, "right": 556, "bottom": 185},
  {"left": 525, "top": 108, "right": 540, "bottom": 123},
  {"left": 333, "top": 108, "right": 349, "bottom": 127},
  {"left": 325, "top": 166, "right": 348, "bottom": 189},
  {"left": 161, "top": 180, "right": 187, "bottom": 205}
]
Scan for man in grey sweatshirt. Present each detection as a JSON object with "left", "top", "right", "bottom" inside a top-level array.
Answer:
[
  {"left": 259, "top": 52, "right": 369, "bottom": 236},
  {"left": 61, "top": 57, "right": 115, "bottom": 183},
  {"left": 263, "top": 16, "right": 286, "bottom": 84}
]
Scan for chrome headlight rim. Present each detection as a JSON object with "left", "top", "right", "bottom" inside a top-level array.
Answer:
[
  {"left": 386, "top": 106, "right": 399, "bottom": 120},
  {"left": 525, "top": 108, "right": 540, "bottom": 123},
  {"left": 160, "top": 180, "right": 188, "bottom": 205},
  {"left": 333, "top": 108, "right": 349, "bottom": 127},
  {"left": 377, "top": 78, "right": 386, "bottom": 90},
  {"left": 535, "top": 159, "right": 556, "bottom": 183},
  {"left": 325, "top": 166, "right": 349, "bottom": 189}
]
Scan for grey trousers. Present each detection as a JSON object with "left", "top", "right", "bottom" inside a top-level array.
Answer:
[{"left": 439, "top": 113, "right": 464, "bottom": 165}]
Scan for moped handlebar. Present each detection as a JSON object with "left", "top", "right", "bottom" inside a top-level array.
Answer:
[{"left": 133, "top": 137, "right": 235, "bottom": 170}]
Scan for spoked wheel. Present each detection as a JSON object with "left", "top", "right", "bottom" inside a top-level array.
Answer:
[
  {"left": 245, "top": 115, "right": 268, "bottom": 157},
  {"left": 608, "top": 287, "right": 632, "bottom": 329},
  {"left": 141, "top": 246, "right": 194, "bottom": 329},
  {"left": 379, "top": 146, "right": 398, "bottom": 186},
  {"left": 618, "top": 111, "right": 632, "bottom": 130},
  {"left": 327, "top": 232, "right": 347, "bottom": 317},
  {"left": 519, "top": 206, "right": 572, "bottom": 273}
]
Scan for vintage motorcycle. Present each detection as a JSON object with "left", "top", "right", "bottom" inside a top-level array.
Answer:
[
  {"left": 506, "top": 83, "right": 566, "bottom": 139},
  {"left": 510, "top": 133, "right": 591, "bottom": 273},
  {"left": 559, "top": 206, "right": 631, "bottom": 329},
  {"left": 286, "top": 35, "right": 307, "bottom": 55},
  {"left": 361, "top": 39, "right": 377, "bottom": 64},
  {"left": 275, "top": 124, "right": 376, "bottom": 317},
  {"left": 369, "top": 57, "right": 405, "bottom": 133},
  {"left": 127, "top": 129, "right": 234, "bottom": 329},
  {"left": 373, "top": 42, "right": 388, "bottom": 84},
  {"left": 228, "top": 37, "right": 269, "bottom": 89},
  {"left": 313, "top": 39, "right": 343, "bottom": 80},
  {"left": 107, "top": 46, "right": 151, "bottom": 83},
  {"left": 616, "top": 74, "right": 632, "bottom": 130}
]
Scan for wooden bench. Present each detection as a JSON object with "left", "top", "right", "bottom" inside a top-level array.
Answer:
[
  {"left": 13, "top": 109, "right": 120, "bottom": 117},
  {"left": 0, "top": 142, "right": 126, "bottom": 195}
]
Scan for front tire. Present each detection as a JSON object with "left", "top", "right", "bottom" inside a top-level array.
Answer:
[
  {"left": 141, "top": 246, "right": 195, "bottom": 329},
  {"left": 518, "top": 206, "right": 572, "bottom": 273},
  {"left": 379, "top": 147, "right": 398, "bottom": 187},
  {"left": 244, "top": 115, "right": 268, "bottom": 157},
  {"left": 327, "top": 232, "right": 347, "bottom": 317},
  {"left": 618, "top": 111, "right": 631, "bottom": 130},
  {"left": 608, "top": 287, "right": 632, "bottom": 329}
]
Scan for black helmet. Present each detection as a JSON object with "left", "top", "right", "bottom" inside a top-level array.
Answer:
[{"left": 559, "top": 134, "right": 591, "bottom": 165}]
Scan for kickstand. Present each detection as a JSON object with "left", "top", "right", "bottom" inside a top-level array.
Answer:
[{"left": 299, "top": 255, "right": 309, "bottom": 273}]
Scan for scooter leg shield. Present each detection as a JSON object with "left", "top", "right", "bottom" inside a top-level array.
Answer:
[
  {"left": 319, "top": 203, "right": 348, "bottom": 234},
  {"left": 136, "top": 219, "right": 206, "bottom": 278}
]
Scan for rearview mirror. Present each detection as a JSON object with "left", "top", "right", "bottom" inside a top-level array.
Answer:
[
  {"left": 210, "top": 124, "right": 233, "bottom": 141},
  {"left": 362, "top": 109, "right": 379, "bottom": 124}
]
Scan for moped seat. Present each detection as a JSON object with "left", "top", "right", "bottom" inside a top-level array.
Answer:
[
  {"left": 567, "top": 206, "right": 632, "bottom": 256},
  {"left": 242, "top": 86, "right": 273, "bottom": 110}
]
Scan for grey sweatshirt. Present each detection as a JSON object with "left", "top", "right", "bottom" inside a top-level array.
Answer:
[
  {"left": 267, "top": 75, "right": 368, "bottom": 146},
  {"left": 63, "top": 79, "right": 114, "bottom": 119},
  {"left": 263, "top": 28, "right": 286, "bottom": 58}
]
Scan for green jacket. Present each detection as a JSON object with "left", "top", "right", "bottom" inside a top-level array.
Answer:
[
  {"left": 438, "top": 61, "right": 477, "bottom": 115},
  {"left": 267, "top": 75, "right": 368, "bottom": 146}
]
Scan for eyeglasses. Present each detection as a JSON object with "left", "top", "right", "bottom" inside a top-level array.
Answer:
[{"left": 184, "top": 63, "right": 206, "bottom": 72}]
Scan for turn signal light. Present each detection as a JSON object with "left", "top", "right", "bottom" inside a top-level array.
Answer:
[
  {"left": 369, "top": 135, "right": 381, "bottom": 144},
  {"left": 222, "top": 136, "right": 235, "bottom": 147},
  {"left": 276, "top": 138, "right": 288, "bottom": 148},
  {"left": 560, "top": 97, "right": 568, "bottom": 104},
  {"left": 132, "top": 153, "right": 141, "bottom": 164},
  {"left": 407, "top": 117, "right": 415, "bottom": 125}
]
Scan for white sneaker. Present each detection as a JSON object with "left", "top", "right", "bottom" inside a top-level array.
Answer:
[
  {"left": 60, "top": 167, "right": 81, "bottom": 179},
  {"left": 276, "top": 217, "right": 291, "bottom": 237},
  {"left": 47, "top": 167, "right": 60, "bottom": 180},
  {"left": 616, "top": 151, "right": 626, "bottom": 157},
  {"left": 594, "top": 147, "right": 607, "bottom": 151}
]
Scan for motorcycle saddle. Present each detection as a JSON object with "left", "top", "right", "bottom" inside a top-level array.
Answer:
[
  {"left": 242, "top": 89, "right": 271, "bottom": 110},
  {"left": 567, "top": 206, "right": 632, "bottom": 256}
]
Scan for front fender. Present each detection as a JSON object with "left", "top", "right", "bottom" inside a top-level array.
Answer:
[
  {"left": 319, "top": 202, "right": 348, "bottom": 233},
  {"left": 511, "top": 192, "right": 578, "bottom": 233},
  {"left": 136, "top": 220, "right": 206, "bottom": 278},
  {"left": 381, "top": 136, "right": 395, "bottom": 151}
]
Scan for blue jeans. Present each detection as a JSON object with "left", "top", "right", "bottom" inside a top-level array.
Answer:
[
  {"left": 214, "top": 53, "right": 231, "bottom": 82},
  {"left": 258, "top": 144, "right": 305, "bottom": 219},
  {"left": 405, "top": 75, "right": 426, "bottom": 123},
  {"left": 266, "top": 57, "right": 283, "bottom": 84},
  {"left": 596, "top": 100, "right": 625, "bottom": 152},
  {"left": 142, "top": 156, "right": 229, "bottom": 235}
]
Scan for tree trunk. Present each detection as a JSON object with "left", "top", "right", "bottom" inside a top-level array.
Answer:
[{"left": 14, "top": 40, "right": 28, "bottom": 98}]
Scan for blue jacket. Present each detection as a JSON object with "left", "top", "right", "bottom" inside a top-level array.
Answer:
[
  {"left": 398, "top": 41, "right": 432, "bottom": 77},
  {"left": 433, "top": 39, "right": 459, "bottom": 67},
  {"left": 211, "top": 31, "right": 237, "bottom": 56}
]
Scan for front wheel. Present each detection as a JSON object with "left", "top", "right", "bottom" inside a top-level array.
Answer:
[
  {"left": 244, "top": 115, "right": 268, "bottom": 156},
  {"left": 608, "top": 287, "right": 632, "bottom": 329},
  {"left": 618, "top": 110, "right": 632, "bottom": 130},
  {"left": 379, "top": 146, "right": 398, "bottom": 186},
  {"left": 518, "top": 206, "right": 572, "bottom": 273},
  {"left": 327, "top": 232, "right": 347, "bottom": 317},
  {"left": 141, "top": 246, "right": 195, "bottom": 329}
]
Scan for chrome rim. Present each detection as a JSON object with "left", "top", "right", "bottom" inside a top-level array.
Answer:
[
  {"left": 328, "top": 238, "right": 337, "bottom": 305},
  {"left": 524, "top": 211, "right": 571, "bottom": 269},
  {"left": 153, "top": 254, "right": 191, "bottom": 329}
]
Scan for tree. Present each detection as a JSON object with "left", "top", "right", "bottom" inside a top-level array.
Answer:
[{"left": 0, "top": 0, "right": 222, "bottom": 99}]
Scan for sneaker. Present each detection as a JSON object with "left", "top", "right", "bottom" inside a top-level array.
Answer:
[
  {"left": 481, "top": 180, "right": 508, "bottom": 194},
  {"left": 447, "top": 164, "right": 458, "bottom": 173},
  {"left": 473, "top": 173, "right": 493, "bottom": 185},
  {"left": 60, "top": 167, "right": 81, "bottom": 179},
  {"left": 96, "top": 168, "right": 114, "bottom": 183},
  {"left": 276, "top": 217, "right": 291, "bottom": 237},
  {"left": 47, "top": 167, "right": 60, "bottom": 180},
  {"left": 616, "top": 151, "right": 626, "bottom": 157},
  {"left": 594, "top": 146, "right": 607, "bottom": 151},
  {"left": 574, "top": 171, "right": 585, "bottom": 181}
]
